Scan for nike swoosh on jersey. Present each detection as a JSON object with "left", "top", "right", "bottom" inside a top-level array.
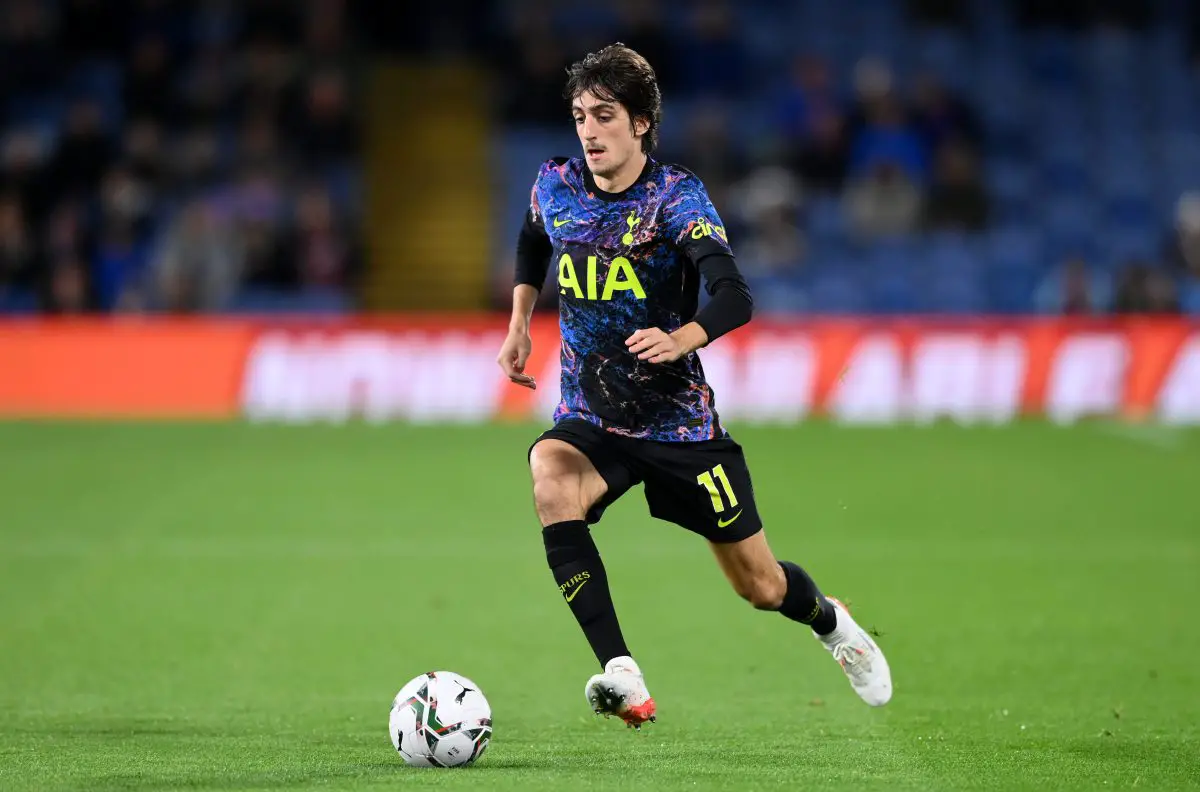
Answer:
[
  {"left": 553, "top": 216, "right": 570, "bottom": 227},
  {"left": 717, "top": 509, "right": 743, "bottom": 528},
  {"left": 564, "top": 579, "right": 589, "bottom": 602}
]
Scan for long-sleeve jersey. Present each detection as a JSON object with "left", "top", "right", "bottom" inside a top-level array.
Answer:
[{"left": 515, "top": 156, "right": 752, "bottom": 442}]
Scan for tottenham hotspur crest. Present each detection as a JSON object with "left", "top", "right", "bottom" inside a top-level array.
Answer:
[{"left": 622, "top": 210, "right": 641, "bottom": 245}]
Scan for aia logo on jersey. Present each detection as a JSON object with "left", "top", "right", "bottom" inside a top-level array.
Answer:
[
  {"left": 688, "top": 218, "right": 727, "bottom": 242},
  {"left": 557, "top": 253, "right": 646, "bottom": 301}
]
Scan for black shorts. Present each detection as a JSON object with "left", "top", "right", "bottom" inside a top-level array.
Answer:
[{"left": 528, "top": 418, "right": 763, "bottom": 543}]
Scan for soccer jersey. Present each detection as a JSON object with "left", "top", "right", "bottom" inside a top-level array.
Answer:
[{"left": 518, "top": 156, "right": 741, "bottom": 442}]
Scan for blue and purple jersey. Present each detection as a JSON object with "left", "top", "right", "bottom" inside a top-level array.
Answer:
[{"left": 524, "top": 156, "right": 735, "bottom": 442}]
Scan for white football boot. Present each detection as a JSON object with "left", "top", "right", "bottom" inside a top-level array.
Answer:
[
  {"left": 584, "top": 655, "right": 657, "bottom": 729},
  {"left": 815, "top": 597, "right": 893, "bottom": 706}
]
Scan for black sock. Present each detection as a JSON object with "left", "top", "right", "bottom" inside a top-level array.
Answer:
[
  {"left": 543, "top": 520, "right": 630, "bottom": 668},
  {"left": 777, "top": 561, "right": 838, "bottom": 636}
]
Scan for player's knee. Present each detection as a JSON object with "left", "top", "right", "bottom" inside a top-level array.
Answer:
[
  {"left": 531, "top": 472, "right": 578, "bottom": 520},
  {"left": 737, "top": 572, "right": 787, "bottom": 611},
  {"left": 530, "top": 443, "right": 585, "bottom": 523}
]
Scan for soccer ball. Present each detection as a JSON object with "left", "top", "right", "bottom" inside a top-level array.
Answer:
[{"left": 388, "top": 671, "right": 492, "bottom": 768}]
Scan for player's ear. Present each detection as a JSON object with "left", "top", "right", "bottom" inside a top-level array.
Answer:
[{"left": 631, "top": 115, "right": 650, "bottom": 140}]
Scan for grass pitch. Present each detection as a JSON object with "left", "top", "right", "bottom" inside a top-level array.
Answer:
[{"left": 1, "top": 421, "right": 1197, "bottom": 791}]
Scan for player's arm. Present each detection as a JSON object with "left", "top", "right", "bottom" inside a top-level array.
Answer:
[
  {"left": 628, "top": 251, "right": 753, "bottom": 362},
  {"left": 498, "top": 209, "right": 552, "bottom": 389},
  {"left": 682, "top": 252, "right": 753, "bottom": 350}
]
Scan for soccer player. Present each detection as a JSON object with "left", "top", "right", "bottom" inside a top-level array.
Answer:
[{"left": 496, "top": 44, "right": 892, "bottom": 728}]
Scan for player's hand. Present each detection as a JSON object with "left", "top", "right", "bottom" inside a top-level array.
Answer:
[
  {"left": 626, "top": 327, "right": 683, "bottom": 364},
  {"left": 497, "top": 328, "right": 536, "bottom": 389}
]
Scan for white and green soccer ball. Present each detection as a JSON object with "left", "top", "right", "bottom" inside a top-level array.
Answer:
[{"left": 389, "top": 671, "right": 492, "bottom": 768}]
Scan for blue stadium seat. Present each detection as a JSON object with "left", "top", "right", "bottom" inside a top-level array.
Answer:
[
  {"left": 1182, "top": 281, "right": 1200, "bottom": 315},
  {"left": 868, "top": 271, "right": 923, "bottom": 315},
  {"left": 1043, "top": 197, "right": 1098, "bottom": 245},
  {"left": 805, "top": 196, "right": 848, "bottom": 245},
  {"left": 926, "top": 273, "right": 987, "bottom": 314},
  {"left": 925, "top": 235, "right": 983, "bottom": 279},
  {"left": 1097, "top": 228, "right": 1162, "bottom": 270},
  {"left": 749, "top": 275, "right": 811, "bottom": 315},
  {"left": 984, "top": 267, "right": 1039, "bottom": 314},
  {"left": 987, "top": 227, "right": 1045, "bottom": 272},
  {"left": 0, "top": 289, "right": 39, "bottom": 315},
  {"left": 808, "top": 272, "right": 868, "bottom": 314},
  {"left": 225, "top": 289, "right": 352, "bottom": 315}
]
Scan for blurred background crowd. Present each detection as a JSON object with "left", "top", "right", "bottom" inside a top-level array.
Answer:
[
  {"left": 0, "top": 0, "right": 362, "bottom": 315},
  {"left": 4, "top": 0, "right": 1200, "bottom": 317}
]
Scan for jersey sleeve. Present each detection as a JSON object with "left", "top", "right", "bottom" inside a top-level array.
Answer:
[
  {"left": 663, "top": 172, "right": 752, "bottom": 342},
  {"left": 662, "top": 172, "right": 734, "bottom": 265},
  {"left": 513, "top": 165, "right": 553, "bottom": 289}
]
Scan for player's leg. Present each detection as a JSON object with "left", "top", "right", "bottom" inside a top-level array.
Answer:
[
  {"left": 706, "top": 529, "right": 831, "bottom": 627},
  {"left": 529, "top": 423, "right": 654, "bottom": 728},
  {"left": 528, "top": 434, "right": 631, "bottom": 668},
  {"left": 708, "top": 532, "right": 892, "bottom": 706},
  {"left": 642, "top": 437, "right": 892, "bottom": 706}
]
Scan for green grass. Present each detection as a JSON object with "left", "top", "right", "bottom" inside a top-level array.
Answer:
[{"left": 1, "top": 420, "right": 1198, "bottom": 791}]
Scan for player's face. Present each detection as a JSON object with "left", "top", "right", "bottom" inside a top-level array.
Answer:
[{"left": 572, "top": 90, "right": 646, "bottom": 178}]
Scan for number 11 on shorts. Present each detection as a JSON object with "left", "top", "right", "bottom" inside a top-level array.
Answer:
[{"left": 696, "top": 464, "right": 738, "bottom": 512}]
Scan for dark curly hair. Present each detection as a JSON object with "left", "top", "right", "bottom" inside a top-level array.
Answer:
[{"left": 563, "top": 43, "right": 662, "bottom": 154}]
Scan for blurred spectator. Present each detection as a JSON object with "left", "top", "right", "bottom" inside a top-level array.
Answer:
[
  {"left": 1144, "top": 270, "right": 1181, "bottom": 314},
  {"left": 846, "top": 59, "right": 929, "bottom": 183},
  {"left": 844, "top": 57, "right": 892, "bottom": 141},
  {"left": 730, "top": 166, "right": 805, "bottom": 278},
  {"left": 612, "top": 0, "right": 677, "bottom": 94},
  {"left": 122, "top": 117, "right": 166, "bottom": 187},
  {"left": 1035, "top": 256, "right": 1109, "bottom": 314},
  {"left": 43, "top": 199, "right": 95, "bottom": 264},
  {"left": 499, "top": 35, "right": 569, "bottom": 126},
  {"left": 283, "top": 184, "right": 361, "bottom": 291},
  {"left": 843, "top": 162, "right": 923, "bottom": 239},
  {"left": 910, "top": 72, "right": 981, "bottom": 153},
  {"left": 1112, "top": 263, "right": 1180, "bottom": 315},
  {"left": 239, "top": 217, "right": 290, "bottom": 289},
  {"left": 1, "top": 130, "right": 53, "bottom": 227},
  {"left": 232, "top": 33, "right": 300, "bottom": 128},
  {"left": 93, "top": 219, "right": 151, "bottom": 312},
  {"left": 237, "top": 109, "right": 288, "bottom": 173},
  {"left": 1168, "top": 193, "right": 1200, "bottom": 314},
  {"left": 123, "top": 33, "right": 176, "bottom": 123},
  {"left": 149, "top": 199, "right": 243, "bottom": 312},
  {"left": 789, "top": 109, "right": 850, "bottom": 194},
  {"left": 772, "top": 54, "right": 840, "bottom": 143},
  {"left": 305, "top": 0, "right": 350, "bottom": 63},
  {"left": 220, "top": 165, "right": 287, "bottom": 229},
  {"left": 46, "top": 100, "right": 115, "bottom": 202},
  {"left": 673, "top": 0, "right": 746, "bottom": 100},
  {"left": 663, "top": 103, "right": 744, "bottom": 217},
  {"left": 99, "top": 164, "right": 154, "bottom": 240},
  {"left": 292, "top": 67, "right": 359, "bottom": 168},
  {"left": 738, "top": 204, "right": 806, "bottom": 279},
  {"left": 923, "top": 140, "right": 990, "bottom": 231},
  {"left": 0, "top": 193, "right": 41, "bottom": 296},
  {"left": 179, "top": 45, "right": 234, "bottom": 127},
  {"left": 0, "top": 0, "right": 362, "bottom": 316},
  {"left": 0, "top": 0, "right": 61, "bottom": 97},
  {"left": 1164, "top": 192, "right": 1200, "bottom": 277},
  {"left": 44, "top": 255, "right": 95, "bottom": 314}
]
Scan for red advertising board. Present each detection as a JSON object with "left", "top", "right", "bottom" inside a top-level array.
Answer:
[{"left": 2, "top": 316, "right": 1198, "bottom": 424}]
